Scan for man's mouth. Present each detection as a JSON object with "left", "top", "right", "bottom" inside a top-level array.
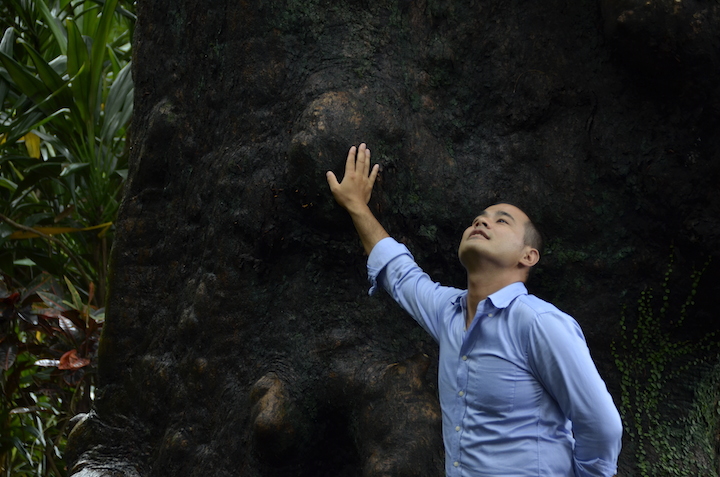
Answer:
[{"left": 469, "top": 229, "right": 489, "bottom": 240}]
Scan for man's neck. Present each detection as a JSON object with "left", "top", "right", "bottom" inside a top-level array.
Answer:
[{"left": 465, "top": 268, "right": 525, "bottom": 329}]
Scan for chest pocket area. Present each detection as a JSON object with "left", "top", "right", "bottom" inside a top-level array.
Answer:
[{"left": 467, "top": 355, "right": 518, "bottom": 414}]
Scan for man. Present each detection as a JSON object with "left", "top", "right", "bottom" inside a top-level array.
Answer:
[{"left": 326, "top": 143, "right": 622, "bottom": 477}]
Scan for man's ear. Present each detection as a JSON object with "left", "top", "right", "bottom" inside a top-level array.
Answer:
[{"left": 520, "top": 247, "right": 540, "bottom": 268}]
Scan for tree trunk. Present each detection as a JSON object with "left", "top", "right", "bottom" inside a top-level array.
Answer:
[{"left": 65, "top": 0, "right": 720, "bottom": 475}]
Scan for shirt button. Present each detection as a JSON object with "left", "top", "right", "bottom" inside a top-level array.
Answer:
[
  {"left": 454, "top": 461, "right": 460, "bottom": 467},
  {"left": 455, "top": 425, "right": 461, "bottom": 431},
  {"left": 488, "top": 313, "right": 493, "bottom": 317},
  {"left": 462, "top": 355, "right": 468, "bottom": 361},
  {"left": 458, "top": 390, "right": 465, "bottom": 397}
]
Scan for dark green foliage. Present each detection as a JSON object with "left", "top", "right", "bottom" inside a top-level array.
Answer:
[
  {"left": 0, "top": 0, "right": 135, "bottom": 303},
  {"left": 0, "top": 1, "right": 134, "bottom": 475},
  {"left": 613, "top": 250, "right": 718, "bottom": 476}
]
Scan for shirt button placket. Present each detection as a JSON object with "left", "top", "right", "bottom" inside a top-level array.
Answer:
[{"left": 455, "top": 330, "right": 469, "bottom": 476}]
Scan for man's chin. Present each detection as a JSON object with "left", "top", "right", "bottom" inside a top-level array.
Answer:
[{"left": 458, "top": 245, "right": 484, "bottom": 269}]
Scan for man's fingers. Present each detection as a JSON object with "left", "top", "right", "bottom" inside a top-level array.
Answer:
[
  {"left": 355, "top": 143, "right": 371, "bottom": 177},
  {"left": 345, "top": 145, "right": 357, "bottom": 173},
  {"left": 326, "top": 170, "right": 339, "bottom": 189},
  {"left": 368, "top": 163, "right": 379, "bottom": 186},
  {"left": 338, "top": 143, "right": 375, "bottom": 186},
  {"left": 356, "top": 143, "right": 367, "bottom": 173},
  {"left": 357, "top": 143, "right": 366, "bottom": 158},
  {"left": 363, "top": 146, "right": 371, "bottom": 176}
]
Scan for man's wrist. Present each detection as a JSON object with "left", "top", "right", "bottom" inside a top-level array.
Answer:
[{"left": 345, "top": 202, "right": 373, "bottom": 218}]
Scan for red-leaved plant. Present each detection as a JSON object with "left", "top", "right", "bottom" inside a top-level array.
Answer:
[{"left": 0, "top": 272, "right": 102, "bottom": 475}]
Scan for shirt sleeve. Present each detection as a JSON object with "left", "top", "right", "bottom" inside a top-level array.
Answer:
[
  {"left": 526, "top": 310, "right": 623, "bottom": 477},
  {"left": 367, "top": 237, "right": 411, "bottom": 296},
  {"left": 367, "top": 237, "right": 461, "bottom": 342}
]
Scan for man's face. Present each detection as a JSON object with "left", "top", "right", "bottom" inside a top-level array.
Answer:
[{"left": 457, "top": 203, "right": 534, "bottom": 271}]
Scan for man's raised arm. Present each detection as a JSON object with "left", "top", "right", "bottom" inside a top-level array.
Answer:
[{"left": 326, "top": 143, "right": 389, "bottom": 255}]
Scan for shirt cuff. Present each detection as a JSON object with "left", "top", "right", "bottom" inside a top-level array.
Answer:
[{"left": 366, "top": 237, "right": 413, "bottom": 295}]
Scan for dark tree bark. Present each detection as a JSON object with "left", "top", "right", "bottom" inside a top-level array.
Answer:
[{"left": 66, "top": 0, "right": 720, "bottom": 475}]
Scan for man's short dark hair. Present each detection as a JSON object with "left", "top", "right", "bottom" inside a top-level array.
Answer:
[{"left": 523, "top": 219, "right": 543, "bottom": 256}]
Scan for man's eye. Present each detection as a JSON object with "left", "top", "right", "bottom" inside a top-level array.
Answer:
[{"left": 498, "top": 219, "right": 507, "bottom": 224}]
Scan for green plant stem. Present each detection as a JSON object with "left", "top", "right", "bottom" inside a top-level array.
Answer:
[
  {"left": 0, "top": 213, "right": 92, "bottom": 287},
  {"left": 44, "top": 438, "right": 61, "bottom": 477}
]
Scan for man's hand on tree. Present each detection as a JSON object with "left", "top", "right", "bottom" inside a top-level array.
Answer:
[
  {"left": 326, "top": 143, "right": 379, "bottom": 215},
  {"left": 326, "top": 143, "right": 388, "bottom": 254}
]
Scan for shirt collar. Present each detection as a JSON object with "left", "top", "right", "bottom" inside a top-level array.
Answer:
[
  {"left": 452, "top": 281, "right": 528, "bottom": 310},
  {"left": 487, "top": 282, "right": 528, "bottom": 309}
]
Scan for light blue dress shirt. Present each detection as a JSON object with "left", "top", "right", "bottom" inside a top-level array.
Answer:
[{"left": 367, "top": 238, "right": 622, "bottom": 477}]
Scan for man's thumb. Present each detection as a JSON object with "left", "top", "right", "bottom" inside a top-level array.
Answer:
[{"left": 326, "top": 171, "right": 339, "bottom": 188}]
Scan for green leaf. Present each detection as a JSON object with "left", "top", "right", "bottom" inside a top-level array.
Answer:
[
  {"left": 20, "top": 424, "right": 43, "bottom": 442},
  {"left": 22, "top": 272, "right": 60, "bottom": 301},
  {"left": 13, "top": 258, "right": 36, "bottom": 267},
  {"left": 0, "top": 79, "right": 9, "bottom": 111},
  {"left": 63, "top": 275, "right": 83, "bottom": 311},
  {"left": 11, "top": 435, "right": 33, "bottom": 465},
  {"left": 35, "top": 0, "right": 68, "bottom": 55},
  {"left": 0, "top": 223, "right": 14, "bottom": 239},
  {"left": 48, "top": 54, "right": 68, "bottom": 75},
  {"left": 36, "top": 291, "right": 68, "bottom": 311},
  {"left": 91, "top": 307, "right": 105, "bottom": 323},
  {"left": 100, "top": 61, "right": 133, "bottom": 143},
  {"left": 66, "top": 20, "right": 90, "bottom": 127},
  {"left": 0, "top": 177, "right": 18, "bottom": 192},
  {"left": 0, "top": 28, "right": 14, "bottom": 107},
  {"left": 22, "top": 42, "right": 73, "bottom": 110},
  {"left": 65, "top": 19, "right": 88, "bottom": 77},
  {"left": 10, "top": 162, "right": 65, "bottom": 203},
  {"left": 88, "top": 0, "right": 121, "bottom": 136},
  {"left": 1, "top": 107, "right": 70, "bottom": 146},
  {"left": 22, "top": 155, "right": 65, "bottom": 174},
  {"left": 106, "top": 45, "right": 122, "bottom": 76},
  {"left": 60, "top": 162, "right": 89, "bottom": 177},
  {"left": 0, "top": 27, "right": 14, "bottom": 55},
  {"left": 0, "top": 51, "right": 53, "bottom": 108},
  {"left": 0, "top": 54, "right": 76, "bottom": 146}
]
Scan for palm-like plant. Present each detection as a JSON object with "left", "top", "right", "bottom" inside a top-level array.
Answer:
[
  {"left": 0, "top": 0, "right": 135, "bottom": 303},
  {"left": 0, "top": 1, "right": 135, "bottom": 475}
]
